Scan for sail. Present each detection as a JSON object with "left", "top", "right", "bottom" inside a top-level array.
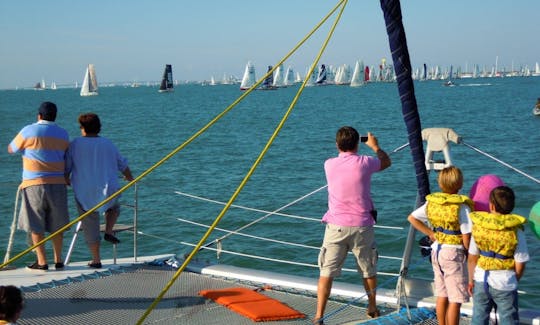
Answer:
[
  {"left": 34, "top": 80, "right": 45, "bottom": 90},
  {"left": 272, "top": 65, "right": 284, "bottom": 87},
  {"left": 80, "top": 64, "right": 98, "bottom": 96},
  {"left": 335, "top": 64, "right": 350, "bottom": 85},
  {"left": 240, "top": 61, "right": 256, "bottom": 90},
  {"left": 295, "top": 71, "right": 302, "bottom": 83},
  {"left": 159, "top": 64, "right": 174, "bottom": 92},
  {"left": 315, "top": 64, "right": 327, "bottom": 84},
  {"left": 261, "top": 65, "right": 275, "bottom": 89},
  {"left": 284, "top": 66, "right": 295, "bottom": 86},
  {"left": 364, "top": 66, "right": 370, "bottom": 82},
  {"left": 350, "top": 60, "right": 365, "bottom": 87},
  {"left": 305, "top": 66, "right": 317, "bottom": 86}
]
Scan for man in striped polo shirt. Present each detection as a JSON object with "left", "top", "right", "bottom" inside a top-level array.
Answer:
[{"left": 8, "top": 102, "right": 70, "bottom": 271}]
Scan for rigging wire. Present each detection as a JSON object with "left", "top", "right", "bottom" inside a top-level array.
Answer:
[
  {"left": 461, "top": 141, "right": 540, "bottom": 184},
  {"left": 136, "top": 1, "right": 350, "bottom": 323}
]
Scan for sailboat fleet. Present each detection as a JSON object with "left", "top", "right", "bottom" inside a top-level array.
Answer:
[{"left": 25, "top": 59, "right": 540, "bottom": 92}]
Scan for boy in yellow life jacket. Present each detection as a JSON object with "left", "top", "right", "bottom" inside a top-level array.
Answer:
[
  {"left": 408, "top": 166, "right": 473, "bottom": 325},
  {"left": 467, "top": 186, "right": 528, "bottom": 324}
]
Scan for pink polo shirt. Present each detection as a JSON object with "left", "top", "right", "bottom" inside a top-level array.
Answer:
[{"left": 322, "top": 151, "right": 381, "bottom": 227}]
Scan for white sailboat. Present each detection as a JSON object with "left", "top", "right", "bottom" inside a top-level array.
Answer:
[
  {"left": 239, "top": 61, "right": 256, "bottom": 90},
  {"left": 284, "top": 66, "right": 295, "bottom": 87},
  {"left": 334, "top": 64, "right": 351, "bottom": 85},
  {"left": 34, "top": 78, "right": 45, "bottom": 90},
  {"left": 80, "top": 64, "right": 98, "bottom": 96},
  {"left": 532, "top": 62, "right": 540, "bottom": 77},
  {"left": 50, "top": 81, "right": 57, "bottom": 90},
  {"left": 350, "top": 60, "right": 365, "bottom": 87},
  {"left": 305, "top": 65, "right": 318, "bottom": 87},
  {"left": 272, "top": 65, "right": 285, "bottom": 88},
  {"left": 295, "top": 71, "right": 302, "bottom": 84},
  {"left": 158, "top": 64, "right": 174, "bottom": 93}
]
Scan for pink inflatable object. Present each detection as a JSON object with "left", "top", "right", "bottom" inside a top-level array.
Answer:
[{"left": 469, "top": 174, "right": 505, "bottom": 212}]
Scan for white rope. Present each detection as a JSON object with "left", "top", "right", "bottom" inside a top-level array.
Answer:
[
  {"left": 3, "top": 187, "right": 20, "bottom": 264},
  {"left": 176, "top": 217, "right": 403, "bottom": 261},
  {"left": 462, "top": 141, "right": 540, "bottom": 184}
]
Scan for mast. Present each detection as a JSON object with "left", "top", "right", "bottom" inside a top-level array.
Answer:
[{"left": 379, "top": 0, "right": 430, "bottom": 286}]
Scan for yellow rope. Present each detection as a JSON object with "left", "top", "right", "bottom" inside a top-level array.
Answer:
[
  {"left": 136, "top": 0, "right": 349, "bottom": 323},
  {"left": 0, "top": 0, "right": 347, "bottom": 271}
]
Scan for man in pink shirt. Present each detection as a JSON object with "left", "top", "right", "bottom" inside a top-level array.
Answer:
[{"left": 314, "top": 126, "right": 391, "bottom": 324}]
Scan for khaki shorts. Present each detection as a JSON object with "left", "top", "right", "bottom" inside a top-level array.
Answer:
[
  {"left": 318, "top": 223, "right": 378, "bottom": 278},
  {"left": 432, "top": 246, "right": 469, "bottom": 303},
  {"left": 18, "top": 184, "right": 69, "bottom": 234}
]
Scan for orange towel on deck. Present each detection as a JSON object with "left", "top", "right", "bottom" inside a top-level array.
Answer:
[{"left": 199, "top": 287, "right": 305, "bottom": 322}]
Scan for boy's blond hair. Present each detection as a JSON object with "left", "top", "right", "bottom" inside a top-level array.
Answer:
[{"left": 437, "top": 166, "right": 463, "bottom": 194}]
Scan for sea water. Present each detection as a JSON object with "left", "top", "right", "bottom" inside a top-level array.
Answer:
[{"left": 1, "top": 78, "right": 539, "bottom": 308}]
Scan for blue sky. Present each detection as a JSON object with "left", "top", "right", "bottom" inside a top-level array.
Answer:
[{"left": 1, "top": 0, "right": 539, "bottom": 89}]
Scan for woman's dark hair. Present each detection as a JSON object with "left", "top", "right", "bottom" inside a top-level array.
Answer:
[
  {"left": 78, "top": 113, "right": 101, "bottom": 134},
  {"left": 0, "top": 285, "right": 23, "bottom": 322}
]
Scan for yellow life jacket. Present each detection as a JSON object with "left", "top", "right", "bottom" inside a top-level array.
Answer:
[
  {"left": 470, "top": 211, "right": 526, "bottom": 270},
  {"left": 426, "top": 193, "right": 474, "bottom": 245}
]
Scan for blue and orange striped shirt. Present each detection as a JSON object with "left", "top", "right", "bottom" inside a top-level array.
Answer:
[{"left": 8, "top": 120, "right": 69, "bottom": 188}]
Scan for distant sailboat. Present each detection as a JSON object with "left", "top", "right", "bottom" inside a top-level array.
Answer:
[
  {"left": 80, "top": 64, "right": 98, "bottom": 96},
  {"left": 364, "top": 66, "right": 370, "bottom": 82},
  {"left": 260, "top": 65, "right": 277, "bottom": 90},
  {"left": 34, "top": 78, "right": 45, "bottom": 90},
  {"left": 240, "top": 61, "right": 256, "bottom": 91},
  {"left": 315, "top": 64, "right": 327, "bottom": 84},
  {"left": 334, "top": 64, "right": 351, "bottom": 85},
  {"left": 50, "top": 81, "right": 57, "bottom": 90},
  {"left": 295, "top": 71, "right": 302, "bottom": 84},
  {"left": 350, "top": 60, "right": 365, "bottom": 87},
  {"left": 158, "top": 64, "right": 174, "bottom": 93},
  {"left": 272, "top": 65, "right": 285, "bottom": 88},
  {"left": 532, "top": 62, "right": 540, "bottom": 77},
  {"left": 305, "top": 66, "right": 318, "bottom": 87},
  {"left": 283, "top": 66, "right": 295, "bottom": 87}
]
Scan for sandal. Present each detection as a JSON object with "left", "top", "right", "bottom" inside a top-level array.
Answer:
[
  {"left": 88, "top": 262, "right": 102, "bottom": 269},
  {"left": 312, "top": 318, "right": 324, "bottom": 325}
]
